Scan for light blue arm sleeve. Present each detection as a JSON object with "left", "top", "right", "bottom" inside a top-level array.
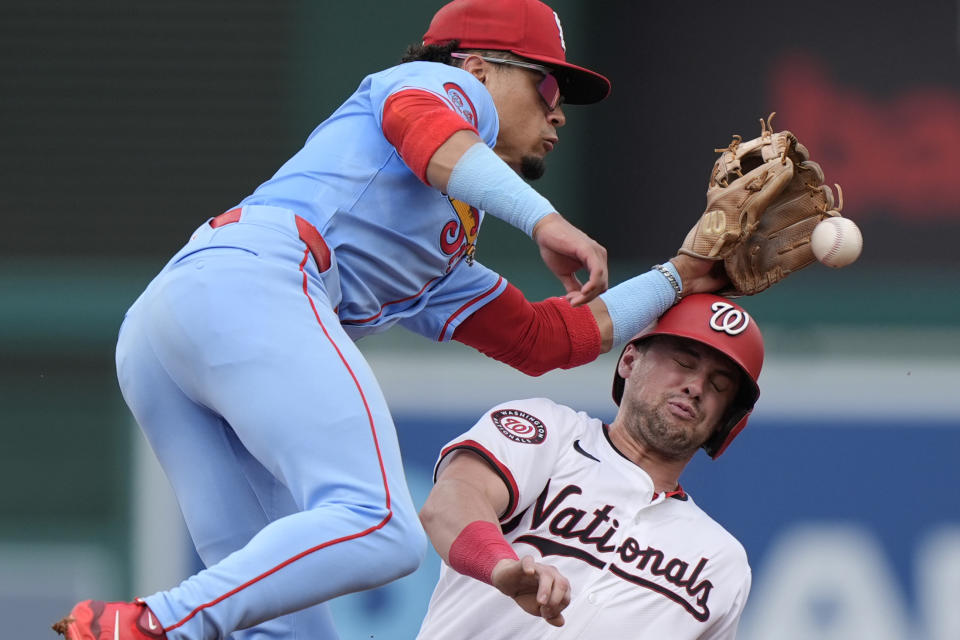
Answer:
[{"left": 599, "top": 263, "right": 683, "bottom": 347}]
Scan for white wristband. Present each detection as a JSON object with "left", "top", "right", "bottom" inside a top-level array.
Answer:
[
  {"left": 446, "top": 143, "right": 555, "bottom": 236},
  {"left": 599, "top": 263, "right": 684, "bottom": 347}
]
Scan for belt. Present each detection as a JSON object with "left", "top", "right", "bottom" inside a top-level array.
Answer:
[{"left": 210, "top": 208, "right": 331, "bottom": 272}]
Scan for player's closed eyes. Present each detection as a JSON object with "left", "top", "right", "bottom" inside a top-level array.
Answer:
[
  {"left": 674, "top": 357, "right": 731, "bottom": 393},
  {"left": 711, "top": 378, "right": 729, "bottom": 393}
]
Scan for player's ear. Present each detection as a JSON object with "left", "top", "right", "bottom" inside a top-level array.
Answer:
[
  {"left": 459, "top": 54, "right": 489, "bottom": 84},
  {"left": 617, "top": 343, "right": 641, "bottom": 382}
]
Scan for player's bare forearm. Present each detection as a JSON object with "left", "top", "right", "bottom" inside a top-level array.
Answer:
[
  {"left": 587, "top": 298, "right": 614, "bottom": 354},
  {"left": 419, "top": 452, "right": 511, "bottom": 562},
  {"left": 420, "top": 479, "right": 500, "bottom": 562},
  {"left": 425, "top": 129, "right": 485, "bottom": 191},
  {"left": 669, "top": 253, "right": 730, "bottom": 295}
]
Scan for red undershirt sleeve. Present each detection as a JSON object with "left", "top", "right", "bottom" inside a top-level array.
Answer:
[
  {"left": 452, "top": 283, "right": 602, "bottom": 377},
  {"left": 382, "top": 89, "right": 479, "bottom": 185}
]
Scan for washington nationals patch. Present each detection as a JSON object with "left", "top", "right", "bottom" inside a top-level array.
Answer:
[{"left": 490, "top": 409, "right": 546, "bottom": 444}]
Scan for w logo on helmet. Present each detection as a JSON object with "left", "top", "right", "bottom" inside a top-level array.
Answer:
[{"left": 709, "top": 302, "right": 751, "bottom": 335}]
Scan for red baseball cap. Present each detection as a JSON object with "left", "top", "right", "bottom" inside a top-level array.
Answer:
[{"left": 422, "top": 0, "right": 611, "bottom": 105}]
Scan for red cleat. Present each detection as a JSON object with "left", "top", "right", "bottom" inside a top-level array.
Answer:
[{"left": 52, "top": 600, "right": 166, "bottom": 640}]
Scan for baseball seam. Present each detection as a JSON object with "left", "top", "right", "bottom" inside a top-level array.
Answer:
[{"left": 824, "top": 222, "right": 842, "bottom": 262}]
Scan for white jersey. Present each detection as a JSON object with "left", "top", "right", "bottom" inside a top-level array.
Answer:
[{"left": 416, "top": 398, "right": 751, "bottom": 640}]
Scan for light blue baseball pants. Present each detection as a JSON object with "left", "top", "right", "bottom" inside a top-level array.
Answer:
[{"left": 115, "top": 206, "right": 427, "bottom": 640}]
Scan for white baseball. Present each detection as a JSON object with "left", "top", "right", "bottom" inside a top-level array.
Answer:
[{"left": 810, "top": 217, "right": 862, "bottom": 268}]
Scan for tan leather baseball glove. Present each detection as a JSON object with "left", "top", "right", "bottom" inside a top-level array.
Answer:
[{"left": 680, "top": 114, "right": 843, "bottom": 296}]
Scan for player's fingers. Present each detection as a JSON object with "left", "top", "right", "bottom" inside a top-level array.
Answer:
[
  {"left": 520, "top": 555, "right": 537, "bottom": 576},
  {"left": 567, "top": 282, "right": 598, "bottom": 307},
  {"left": 565, "top": 291, "right": 584, "bottom": 307},
  {"left": 540, "top": 571, "right": 571, "bottom": 612},
  {"left": 578, "top": 252, "right": 609, "bottom": 298},
  {"left": 557, "top": 273, "right": 582, "bottom": 297},
  {"left": 541, "top": 610, "right": 566, "bottom": 627},
  {"left": 538, "top": 595, "right": 567, "bottom": 623},
  {"left": 535, "top": 567, "right": 570, "bottom": 606},
  {"left": 565, "top": 282, "right": 597, "bottom": 307},
  {"left": 539, "top": 578, "right": 568, "bottom": 628},
  {"left": 564, "top": 255, "right": 608, "bottom": 307},
  {"left": 535, "top": 569, "right": 554, "bottom": 606}
]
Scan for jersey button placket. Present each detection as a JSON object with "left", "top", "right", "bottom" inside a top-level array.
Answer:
[{"left": 633, "top": 492, "right": 665, "bottom": 525}]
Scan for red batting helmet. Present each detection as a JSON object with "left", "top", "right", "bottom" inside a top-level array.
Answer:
[{"left": 611, "top": 294, "right": 764, "bottom": 459}]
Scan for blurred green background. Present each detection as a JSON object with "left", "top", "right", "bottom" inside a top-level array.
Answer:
[{"left": 1, "top": 1, "right": 958, "bottom": 638}]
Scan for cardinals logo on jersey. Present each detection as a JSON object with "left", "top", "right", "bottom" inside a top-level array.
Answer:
[
  {"left": 440, "top": 197, "right": 480, "bottom": 271},
  {"left": 443, "top": 83, "right": 478, "bottom": 128}
]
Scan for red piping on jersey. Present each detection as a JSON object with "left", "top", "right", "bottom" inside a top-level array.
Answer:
[
  {"left": 343, "top": 276, "right": 440, "bottom": 325},
  {"left": 165, "top": 249, "right": 392, "bottom": 633},
  {"left": 438, "top": 439, "right": 520, "bottom": 520},
  {"left": 438, "top": 277, "right": 504, "bottom": 341},
  {"left": 652, "top": 484, "right": 687, "bottom": 501}
]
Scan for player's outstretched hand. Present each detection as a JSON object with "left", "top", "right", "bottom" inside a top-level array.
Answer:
[
  {"left": 491, "top": 555, "right": 572, "bottom": 627},
  {"left": 532, "top": 213, "right": 608, "bottom": 307}
]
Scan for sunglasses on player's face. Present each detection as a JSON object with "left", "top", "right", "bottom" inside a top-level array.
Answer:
[{"left": 450, "top": 52, "right": 563, "bottom": 112}]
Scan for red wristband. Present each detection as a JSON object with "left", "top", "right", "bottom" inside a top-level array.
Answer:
[{"left": 448, "top": 521, "right": 519, "bottom": 585}]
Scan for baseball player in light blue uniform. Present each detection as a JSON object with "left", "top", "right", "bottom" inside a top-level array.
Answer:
[
  {"left": 238, "top": 61, "right": 505, "bottom": 341},
  {"left": 116, "top": 58, "right": 510, "bottom": 640},
  {"left": 54, "top": 1, "right": 728, "bottom": 639}
]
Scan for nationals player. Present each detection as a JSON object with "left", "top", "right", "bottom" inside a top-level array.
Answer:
[
  {"left": 53, "top": 1, "right": 727, "bottom": 639},
  {"left": 417, "top": 294, "right": 763, "bottom": 639}
]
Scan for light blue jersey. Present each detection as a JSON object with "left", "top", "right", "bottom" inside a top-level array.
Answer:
[{"left": 240, "top": 61, "right": 506, "bottom": 340}]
